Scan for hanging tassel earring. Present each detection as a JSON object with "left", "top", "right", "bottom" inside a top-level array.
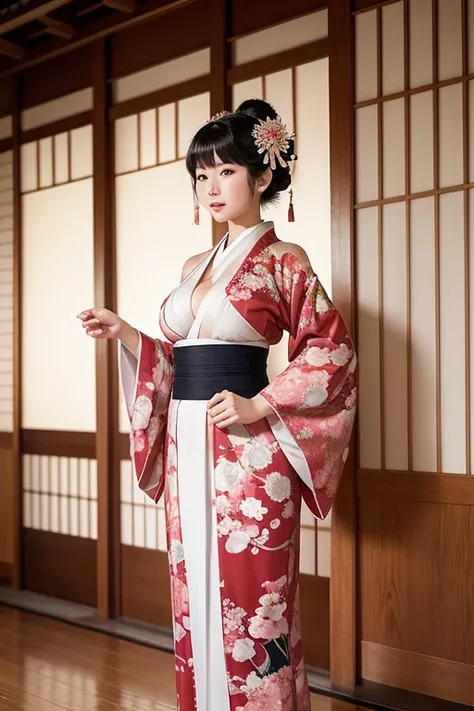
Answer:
[
  {"left": 193, "top": 199, "right": 200, "bottom": 225},
  {"left": 288, "top": 188, "right": 295, "bottom": 222}
]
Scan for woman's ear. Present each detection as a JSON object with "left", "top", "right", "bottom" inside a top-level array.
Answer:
[{"left": 256, "top": 167, "right": 272, "bottom": 195}]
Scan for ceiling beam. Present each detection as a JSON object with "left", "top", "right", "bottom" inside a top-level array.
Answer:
[
  {"left": 0, "top": 37, "right": 24, "bottom": 60},
  {"left": 41, "top": 15, "right": 74, "bottom": 39},
  {"left": 102, "top": 0, "right": 135, "bottom": 11},
  {"left": 0, "top": 0, "right": 196, "bottom": 78},
  {"left": 0, "top": 0, "right": 73, "bottom": 35}
]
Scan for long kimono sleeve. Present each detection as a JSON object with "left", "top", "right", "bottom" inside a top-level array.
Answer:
[
  {"left": 259, "top": 248, "right": 357, "bottom": 520},
  {"left": 119, "top": 331, "right": 174, "bottom": 502}
]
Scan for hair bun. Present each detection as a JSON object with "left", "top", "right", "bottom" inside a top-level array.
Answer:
[{"left": 235, "top": 98, "right": 278, "bottom": 123}]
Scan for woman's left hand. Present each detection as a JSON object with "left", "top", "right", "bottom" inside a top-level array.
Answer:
[{"left": 207, "top": 391, "right": 273, "bottom": 429}]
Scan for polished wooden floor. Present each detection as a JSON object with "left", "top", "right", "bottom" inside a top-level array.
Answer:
[{"left": 0, "top": 606, "right": 364, "bottom": 711}]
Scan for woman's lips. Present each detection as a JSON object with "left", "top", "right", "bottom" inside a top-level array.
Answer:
[{"left": 210, "top": 203, "right": 225, "bottom": 212}]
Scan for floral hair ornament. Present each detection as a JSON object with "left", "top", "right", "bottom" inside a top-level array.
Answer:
[
  {"left": 208, "top": 110, "right": 231, "bottom": 122},
  {"left": 251, "top": 115, "right": 294, "bottom": 171}
]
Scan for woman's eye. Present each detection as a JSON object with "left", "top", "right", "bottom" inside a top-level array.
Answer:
[
  {"left": 197, "top": 174, "right": 207, "bottom": 181},
  {"left": 222, "top": 169, "right": 233, "bottom": 176}
]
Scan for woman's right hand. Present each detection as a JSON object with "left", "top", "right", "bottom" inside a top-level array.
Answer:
[{"left": 76, "top": 308, "right": 124, "bottom": 339}]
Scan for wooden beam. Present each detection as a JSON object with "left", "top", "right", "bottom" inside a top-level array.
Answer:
[
  {"left": 209, "top": 0, "right": 231, "bottom": 246},
  {"left": 102, "top": 0, "right": 135, "bottom": 11},
  {"left": 41, "top": 16, "right": 75, "bottom": 40},
  {"left": 0, "top": 0, "right": 195, "bottom": 78},
  {"left": 0, "top": 38, "right": 24, "bottom": 60},
  {"left": 12, "top": 75, "right": 22, "bottom": 591},
  {"left": 0, "top": 0, "right": 73, "bottom": 35},
  {"left": 328, "top": 0, "right": 357, "bottom": 691},
  {"left": 92, "top": 38, "right": 120, "bottom": 620}
]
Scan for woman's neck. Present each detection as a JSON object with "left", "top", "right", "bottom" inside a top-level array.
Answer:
[{"left": 227, "top": 215, "right": 263, "bottom": 244}]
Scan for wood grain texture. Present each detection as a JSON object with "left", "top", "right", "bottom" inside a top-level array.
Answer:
[
  {"left": 362, "top": 641, "right": 474, "bottom": 707},
  {"left": 22, "top": 530, "right": 97, "bottom": 606},
  {"left": 120, "top": 546, "right": 172, "bottom": 628},
  {"left": 359, "top": 496, "right": 474, "bottom": 665},
  {"left": 0, "top": 447, "right": 14, "bottom": 567},
  {"left": 0, "top": 606, "right": 359, "bottom": 711},
  {"left": 358, "top": 469, "right": 474, "bottom": 505},
  {"left": 328, "top": 0, "right": 357, "bottom": 689}
]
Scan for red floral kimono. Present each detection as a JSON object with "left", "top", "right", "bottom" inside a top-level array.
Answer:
[{"left": 120, "top": 221, "right": 356, "bottom": 711}]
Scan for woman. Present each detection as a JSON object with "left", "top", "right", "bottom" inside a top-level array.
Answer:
[{"left": 78, "top": 99, "right": 356, "bottom": 711}]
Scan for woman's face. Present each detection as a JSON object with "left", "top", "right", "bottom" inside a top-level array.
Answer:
[{"left": 195, "top": 160, "right": 262, "bottom": 223}]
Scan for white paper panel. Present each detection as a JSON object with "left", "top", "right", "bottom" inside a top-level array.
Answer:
[
  {"left": 53, "top": 133, "right": 69, "bottom": 184},
  {"left": 22, "top": 181, "right": 96, "bottom": 430},
  {"left": 139, "top": 110, "right": 157, "bottom": 169},
  {"left": 264, "top": 70, "right": 294, "bottom": 135},
  {"left": 23, "top": 492, "right": 31, "bottom": 528},
  {"left": 317, "top": 529, "right": 330, "bottom": 578},
  {"left": 356, "top": 207, "right": 381, "bottom": 469},
  {"left": 21, "top": 142, "right": 37, "bottom": 193},
  {"left": 115, "top": 116, "right": 139, "bottom": 174},
  {"left": 383, "top": 98, "right": 405, "bottom": 197},
  {"left": 409, "top": 0, "right": 433, "bottom": 88},
  {"left": 145, "top": 506, "right": 158, "bottom": 549},
  {"left": 0, "top": 115, "right": 12, "bottom": 140},
  {"left": 70, "top": 126, "right": 93, "bottom": 180},
  {"left": 39, "top": 138, "right": 53, "bottom": 189},
  {"left": 232, "top": 78, "right": 263, "bottom": 111},
  {"left": 21, "top": 88, "right": 93, "bottom": 131},
  {"left": 382, "top": 202, "right": 408, "bottom": 470},
  {"left": 178, "top": 93, "right": 210, "bottom": 159},
  {"left": 265, "top": 60, "right": 331, "bottom": 381},
  {"left": 410, "top": 91, "right": 434, "bottom": 193},
  {"left": 90, "top": 501, "right": 97, "bottom": 539},
  {"left": 410, "top": 197, "right": 437, "bottom": 472},
  {"left": 356, "top": 105, "right": 378, "bottom": 203},
  {"left": 470, "top": 0, "right": 474, "bottom": 73},
  {"left": 299, "top": 528, "right": 315, "bottom": 576},
  {"left": 470, "top": 190, "right": 474, "bottom": 471},
  {"left": 355, "top": 9, "right": 377, "bottom": 102},
  {"left": 60, "top": 496, "right": 68, "bottom": 534},
  {"left": 232, "top": 10, "right": 327, "bottom": 66},
  {"left": 133, "top": 506, "right": 145, "bottom": 548},
  {"left": 113, "top": 49, "right": 210, "bottom": 104},
  {"left": 121, "top": 460, "right": 133, "bottom": 503},
  {"left": 382, "top": 1, "right": 404, "bottom": 95},
  {"left": 116, "top": 161, "right": 212, "bottom": 432},
  {"left": 439, "top": 191, "right": 466, "bottom": 473},
  {"left": 50, "top": 457, "right": 59, "bottom": 494},
  {"left": 121, "top": 504, "right": 133, "bottom": 546},
  {"left": 89, "top": 460, "right": 97, "bottom": 499},
  {"left": 51, "top": 495, "right": 59, "bottom": 533},
  {"left": 470, "top": 82, "right": 474, "bottom": 184},
  {"left": 301, "top": 500, "right": 315, "bottom": 528},
  {"left": 439, "top": 83, "right": 463, "bottom": 188},
  {"left": 438, "top": 0, "right": 463, "bottom": 81},
  {"left": 158, "top": 103, "right": 176, "bottom": 164}
]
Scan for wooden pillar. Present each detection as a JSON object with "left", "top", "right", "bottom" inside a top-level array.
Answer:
[
  {"left": 92, "top": 38, "right": 120, "bottom": 619},
  {"left": 12, "top": 75, "right": 22, "bottom": 590},
  {"left": 328, "top": 0, "right": 357, "bottom": 690},
  {"left": 210, "top": 0, "right": 231, "bottom": 245}
]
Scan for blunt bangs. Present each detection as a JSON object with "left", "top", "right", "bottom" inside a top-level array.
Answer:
[{"left": 186, "top": 119, "right": 251, "bottom": 181}]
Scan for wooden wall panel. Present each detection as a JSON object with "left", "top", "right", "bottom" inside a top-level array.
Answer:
[
  {"left": 120, "top": 546, "right": 172, "bottom": 628},
  {"left": 23, "top": 529, "right": 97, "bottom": 606},
  {"left": 0, "top": 445, "right": 14, "bottom": 570},
  {"left": 231, "top": 0, "right": 327, "bottom": 39},
  {"left": 21, "top": 48, "right": 93, "bottom": 110},
  {"left": 110, "top": 0, "right": 210, "bottom": 80}
]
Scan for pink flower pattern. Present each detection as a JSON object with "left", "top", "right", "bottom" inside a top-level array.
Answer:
[{"left": 122, "top": 227, "right": 356, "bottom": 710}]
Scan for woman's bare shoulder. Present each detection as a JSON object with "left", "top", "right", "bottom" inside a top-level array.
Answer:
[{"left": 181, "top": 248, "right": 213, "bottom": 281}]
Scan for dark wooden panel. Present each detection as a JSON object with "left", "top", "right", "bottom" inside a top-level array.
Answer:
[
  {"left": 110, "top": 0, "right": 209, "bottom": 79},
  {"left": 362, "top": 641, "right": 474, "bottom": 707},
  {"left": 358, "top": 469, "right": 474, "bottom": 505},
  {"left": 121, "top": 546, "right": 172, "bottom": 628},
  {"left": 23, "top": 529, "right": 97, "bottom": 606},
  {"left": 0, "top": 77, "right": 13, "bottom": 117},
  {"left": 227, "top": 39, "right": 328, "bottom": 85},
  {"left": 0, "top": 447, "right": 14, "bottom": 578},
  {"left": 359, "top": 496, "right": 474, "bottom": 665},
  {"left": 0, "top": 138, "right": 13, "bottom": 153},
  {"left": 21, "top": 46, "right": 93, "bottom": 109},
  {"left": 328, "top": 0, "right": 357, "bottom": 689},
  {"left": 300, "top": 574, "right": 329, "bottom": 670},
  {"left": 231, "top": 0, "right": 327, "bottom": 39},
  {"left": 0, "top": 562, "right": 12, "bottom": 585},
  {"left": 21, "top": 430, "right": 96, "bottom": 458},
  {"left": 120, "top": 432, "right": 130, "bottom": 461},
  {"left": 0, "top": 432, "right": 13, "bottom": 449}
]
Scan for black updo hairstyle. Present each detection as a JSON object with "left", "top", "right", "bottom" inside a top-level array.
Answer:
[{"left": 185, "top": 98, "right": 296, "bottom": 206}]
